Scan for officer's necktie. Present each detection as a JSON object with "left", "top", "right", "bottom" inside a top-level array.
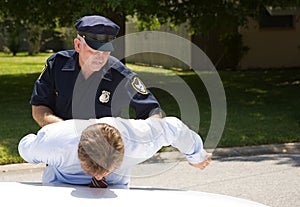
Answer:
[{"left": 89, "top": 177, "right": 108, "bottom": 188}]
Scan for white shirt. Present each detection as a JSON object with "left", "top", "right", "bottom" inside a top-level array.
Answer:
[{"left": 18, "top": 117, "right": 207, "bottom": 186}]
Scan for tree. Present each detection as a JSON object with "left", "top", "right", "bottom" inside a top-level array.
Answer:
[
  {"left": 1, "top": 0, "right": 299, "bottom": 59},
  {"left": 0, "top": 0, "right": 60, "bottom": 55},
  {"left": 0, "top": 0, "right": 140, "bottom": 55},
  {"left": 0, "top": 18, "right": 24, "bottom": 56}
]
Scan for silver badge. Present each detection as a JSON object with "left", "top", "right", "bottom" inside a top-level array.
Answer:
[{"left": 99, "top": 90, "right": 110, "bottom": 103}]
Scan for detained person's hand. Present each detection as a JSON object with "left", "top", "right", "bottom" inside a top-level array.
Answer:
[{"left": 189, "top": 153, "right": 212, "bottom": 170}]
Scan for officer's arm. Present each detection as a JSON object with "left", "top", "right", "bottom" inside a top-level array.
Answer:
[
  {"left": 32, "top": 105, "right": 64, "bottom": 127},
  {"left": 127, "top": 76, "right": 163, "bottom": 119}
]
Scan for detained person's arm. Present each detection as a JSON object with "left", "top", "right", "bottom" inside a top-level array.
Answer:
[
  {"left": 18, "top": 120, "right": 84, "bottom": 167},
  {"left": 161, "top": 117, "right": 211, "bottom": 170},
  {"left": 18, "top": 127, "right": 64, "bottom": 166},
  {"left": 18, "top": 132, "right": 53, "bottom": 165}
]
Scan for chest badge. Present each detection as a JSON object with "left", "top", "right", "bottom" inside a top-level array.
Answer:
[{"left": 99, "top": 90, "right": 110, "bottom": 103}]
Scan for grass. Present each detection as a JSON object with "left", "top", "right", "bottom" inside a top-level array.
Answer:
[
  {"left": 0, "top": 53, "right": 50, "bottom": 164},
  {"left": 0, "top": 53, "right": 300, "bottom": 164},
  {"left": 218, "top": 69, "right": 300, "bottom": 146}
]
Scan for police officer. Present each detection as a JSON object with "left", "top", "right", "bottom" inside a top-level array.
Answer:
[{"left": 31, "top": 15, "right": 162, "bottom": 127}]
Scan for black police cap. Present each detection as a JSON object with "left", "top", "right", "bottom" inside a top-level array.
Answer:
[{"left": 75, "top": 15, "right": 120, "bottom": 51}]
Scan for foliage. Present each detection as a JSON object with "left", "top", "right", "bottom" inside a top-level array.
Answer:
[
  {"left": 134, "top": 0, "right": 300, "bottom": 34},
  {"left": 0, "top": 19, "right": 24, "bottom": 56},
  {"left": 0, "top": 0, "right": 142, "bottom": 55},
  {"left": 0, "top": 0, "right": 58, "bottom": 55},
  {"left": 0, "top": 0, "right": 299, "bottom": 57}
]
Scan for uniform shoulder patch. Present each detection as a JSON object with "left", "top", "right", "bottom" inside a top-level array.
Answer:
[
  {"left": 131, "top": 77, "right": 148, "bottom": 95},
  {"left": 38, "top": 64, "right": 47, "bottom": 80}
]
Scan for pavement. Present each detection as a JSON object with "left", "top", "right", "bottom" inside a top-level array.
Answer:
[{"left": 0, "top": 142, "right": 299, "bottom": 207}]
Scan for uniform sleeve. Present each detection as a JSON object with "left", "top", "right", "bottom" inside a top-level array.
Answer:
[
  {"left": 30, "top": 56, "right": 56, "bottom": 109},
  {"left": 126, "top": 75, "right": 162, "bottom": 119},
  {"left": 157, "top": 117, "right": 207, "bottom": 164}
]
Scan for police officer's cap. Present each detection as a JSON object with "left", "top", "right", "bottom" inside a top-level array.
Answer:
[{"left": 75, "top": 15, "right": 120, "bottom": 51}]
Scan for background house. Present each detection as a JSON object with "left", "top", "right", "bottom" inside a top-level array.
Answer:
[
  {"left": 125, "top": 7, "right": 300, "bottom": 70},
  {"left": 239, "top": 6, "right": 300, "bottom": 69}
]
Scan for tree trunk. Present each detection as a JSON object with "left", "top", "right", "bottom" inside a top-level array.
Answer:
[{"left": 27, "top": 25, "right": 42, "bottom": 55}]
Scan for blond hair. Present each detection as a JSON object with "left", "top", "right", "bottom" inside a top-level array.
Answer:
[{"left": 78, "top": 123, "right": 124, "bottom": 176}]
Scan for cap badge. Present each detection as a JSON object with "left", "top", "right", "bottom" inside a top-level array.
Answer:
[
  {"left": 131, "top": 77, "right": 148, "bottom": 95},
  {"left": 99, "top": 90, "right": 110, "bottom": 103}
]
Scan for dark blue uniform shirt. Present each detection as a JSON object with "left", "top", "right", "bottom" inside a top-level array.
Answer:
[{"left": 30, "top": 50, "right": 161, "bottom": 120}]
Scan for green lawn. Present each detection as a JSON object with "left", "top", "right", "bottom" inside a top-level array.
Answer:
[{"left": 0, "top": 53, "right": 299, "bottom": 164}]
